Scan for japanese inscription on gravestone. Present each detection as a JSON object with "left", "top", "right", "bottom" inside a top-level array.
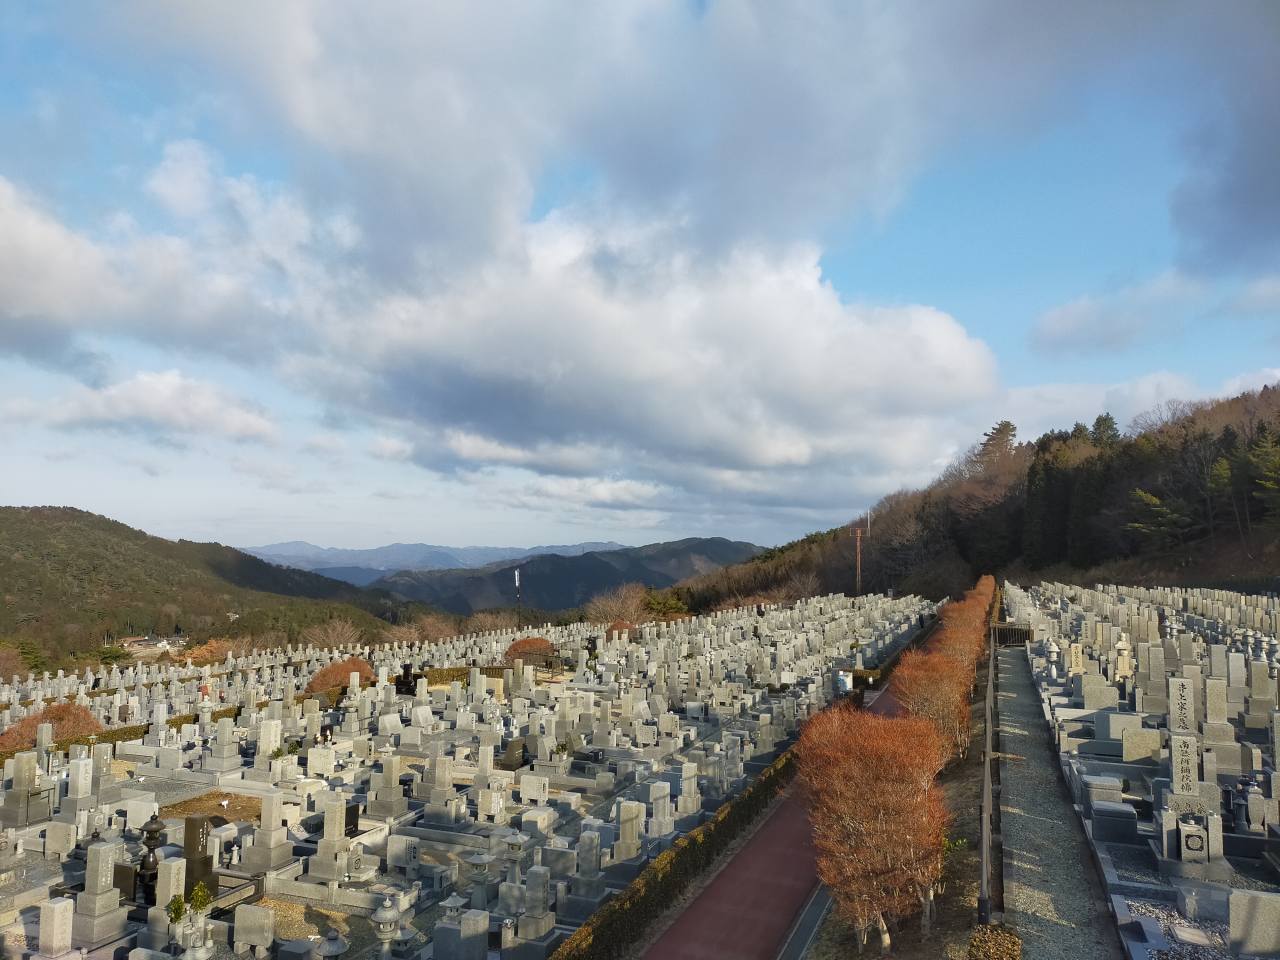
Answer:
[
  {"left": 1168, "top": 677, "right": 1194, "bottom": 734},
  {"left": 1171, "top": 734, "right": 1197, "bottom": 796}
]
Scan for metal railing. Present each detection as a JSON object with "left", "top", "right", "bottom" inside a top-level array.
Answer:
[{"left": 977, "top": 624, "right": 996, "bottom": 923}]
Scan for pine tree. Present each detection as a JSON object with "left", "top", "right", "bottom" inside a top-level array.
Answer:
[
  {"left": 1250, "top": 433, "right": 1280, "bottom": 530},
  {"left": 1126, "top": 489, "right": 1196, "bottom": 549},
  {"left": 978, "top": 421, "right": 1017, "bottom": 465},
  {"left": 1090, "top": 412, "right": 1121, "bottom": 446}
]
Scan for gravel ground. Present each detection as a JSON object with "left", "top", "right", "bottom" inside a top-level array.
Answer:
[
  {"left": 1227, "top": 857, "right": 1280, "bottom": 892},
  {"left": 1127, "top": 898, "right": 1230, "bottom": 960},
  {"left": 998, "top": 648, "right": 1124, "bottom": 960},
  {"left": 1107, "top": 845, "right": 1167, "bottom": 887}
]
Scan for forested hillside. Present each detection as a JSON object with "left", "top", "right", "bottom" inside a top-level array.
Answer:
[
  {"left": 673, "top": 384, "right": 1280, "bottom": 611},
  {"left": 0, "top": 507, "right": 403, "bottom": 665},
  {"left": 374, "top": 537, "right": 761, "bottom": 613}
]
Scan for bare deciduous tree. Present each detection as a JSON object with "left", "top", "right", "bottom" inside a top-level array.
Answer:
[
  {"left": 584, "top": 583, "right": 649, "bottom": 625},
  {"left": 463, "top": 610, "right": 519, "bottom": 633},
  {"left": 301, "top": 618, "right": 363, "bottom": 648}
]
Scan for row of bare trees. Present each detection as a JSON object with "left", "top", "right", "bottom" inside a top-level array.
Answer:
[{"left": 798, "top": 576, "right": 994, "bottom": 953}]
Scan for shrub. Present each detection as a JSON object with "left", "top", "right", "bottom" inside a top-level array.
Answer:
[
  {"left": 0, "top": 703, "right": 104, "bottom": 753},
  {"left": 504, "top": 637, "right": 554, "bottom": 663},
  {"left": 305, "top": 656, "right": 374, "bottom": 695},
  {"left": 188, "top": 881, "right": 212, "bottom": 915}
]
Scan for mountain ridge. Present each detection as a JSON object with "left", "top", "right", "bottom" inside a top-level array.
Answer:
[
  {"left": 373, "top": 537, "right": 762, "bottom": 613},
  {"left": 243, "top": 539, "right": 631, "bottom": 580}
]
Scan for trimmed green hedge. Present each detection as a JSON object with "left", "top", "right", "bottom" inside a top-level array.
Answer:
[
  {"left": 552, "top": 750, "right": 796, "bottom": 960},
  {"left": 423, "top": 666, "right": 508, "bottom": 686}
]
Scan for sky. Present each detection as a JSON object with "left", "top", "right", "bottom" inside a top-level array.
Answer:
[{"left": 0, "top": 2, "right": 1278, "bottom": 550}]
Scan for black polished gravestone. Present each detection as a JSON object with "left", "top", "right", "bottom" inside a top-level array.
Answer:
[
  {"left": 183, "top": 815, "right": 214, "bottom": 897},
  {"left": 112, "top": 862, "right": 137, "bottom": 903},
  {"left": 394, "top": 663, "right": 417, "bottom": 697},
  {"left": 497, "top": 737, "right": 526, "bottom": 772},
  {"left": 344, "top": 801, "right": 361, "bottom": 838}
]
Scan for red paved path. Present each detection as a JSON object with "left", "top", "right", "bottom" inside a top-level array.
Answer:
[
  {"left": 641, "top": 636, "right": 924, "bottom": 959},
  {"left": 642, "top": 787, "right": 817, "bottom": 960}
]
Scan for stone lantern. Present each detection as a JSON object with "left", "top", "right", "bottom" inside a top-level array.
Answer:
[
  {"left": 138, "top": 814, "right": 165, "bottom": 904},
  {"left": 440, "top": 893, "right": 467, "bottom": 921},
  {"left": 465, "top": 853, "right": 494, "bottom": 910},
  {"left": 315, "top": 928, "right": 349, "bottom": 960},
  {"left": 371, "top": 897, "right": 400, "bottom": 959}
]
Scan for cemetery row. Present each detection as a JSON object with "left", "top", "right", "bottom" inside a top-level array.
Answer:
[
  {"left": 1006, "top": 580, "right": 1280, "bottom": 959},
  {"left": 0, "top": 590, "right": 937, "bottom": 960}
]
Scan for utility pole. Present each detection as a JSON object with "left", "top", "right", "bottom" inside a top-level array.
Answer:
[
  {"left": 514, "top": 568, "right": 522, "bottom": 623},
  {"left": 853, "top": 508, "right": 872, "bottom": 595},
  {"left": 854, "top": 526, "right": 863, "bottom": 596}
]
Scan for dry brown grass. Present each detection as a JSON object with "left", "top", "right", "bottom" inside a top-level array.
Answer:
[
  {"left": 160, "top": 791, "right": 261, "bottom": 824},
  {"left": 257, "top": 897, "right": 377, "bottom": 951},
  {"left": 184, "top": 639, "right": 238, "bottom": 666}
]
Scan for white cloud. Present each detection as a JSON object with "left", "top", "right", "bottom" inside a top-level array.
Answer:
[
  {"left": 369, "top": 435, "right": 413, "bottom": 461},
  {"left": 45, "top": 370, "right": 275, "bottom": 441},
  {"left": 307, "top": 217, "right": 999, "bottom": 514},
  {"left": 145, "top": 139, "right": 216, "bottom": 218},
  {"left": 6, "top": 4, "right": 1278, "bottom": 544},
  {"left": 88, "top": 1, "right": 1158, "bottom": 269},
  {"left": 1220, "top": 368, "right": 1280, "bottom": 395},
  {"left": 1004, "top": 368, "right": 1280, "bottom": 441},
  {"left": 1231, "top": 275, "right": 1280, "bottom": 315},
  {"left": 520, "top": 476, "right": 663, "bottom": 511},
  {"left": 1031, "top": 272, "right": 1202, "bottom": 353}
]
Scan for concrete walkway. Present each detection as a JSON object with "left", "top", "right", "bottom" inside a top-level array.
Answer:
[{"left": 997, "top": 647, "right": 1123, "bottom": 960}]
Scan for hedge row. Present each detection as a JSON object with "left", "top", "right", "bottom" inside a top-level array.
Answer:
[
  {"left": 551, "top": 750, "right": 796, "bottom": 960},
  {"left": 423, "top": 666, "right": 508, "bottom": 686}
]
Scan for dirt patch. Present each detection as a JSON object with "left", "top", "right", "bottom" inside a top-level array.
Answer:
[
  {"left": 160, "top": 791, "right": 261, "bottom": 824},
  {"left": 256, "top": 897, "right": 377, "bottom": 951}
]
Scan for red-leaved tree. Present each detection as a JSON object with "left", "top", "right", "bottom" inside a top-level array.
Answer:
[
  {"left": 0, "top": 703, "right": 104, "bottom": 753},
  {"left": 305, "top": 656, "right": 374, "bottom": 696},
  {"left": 504, "top": 637, "right": 554, "bottom": 664},
  {"left": 799, "top": 708, "right": 949, "bottom": 953}
]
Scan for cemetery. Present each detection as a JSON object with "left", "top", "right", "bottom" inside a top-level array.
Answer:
[
  {"left": 1004, "top": 580, "right": 1280, "bottom": 959},
  {"left": 0, "top": 591, "right": 936, "bottom": 960}
]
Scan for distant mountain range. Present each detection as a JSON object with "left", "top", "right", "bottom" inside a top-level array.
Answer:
[
  {"left": 243, "top": 539, "right": 629, "bottom": 584},
  {"left": 371, "top": 537, "right": 763, "bottom": 614}
]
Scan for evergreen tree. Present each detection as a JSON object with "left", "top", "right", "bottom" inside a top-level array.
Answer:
[
  {"left": 1090, "top": 412, "right": 1121, "bottom": 446},
  {"left": 1249, "top": 433, "right": 1280, "bottom": 529},
  {"left": 978, "top": 421, "right": 1017, "bottom": 464},
  {"left": 1126, "top": 489, "right": 1196, "bottom": 549}
]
